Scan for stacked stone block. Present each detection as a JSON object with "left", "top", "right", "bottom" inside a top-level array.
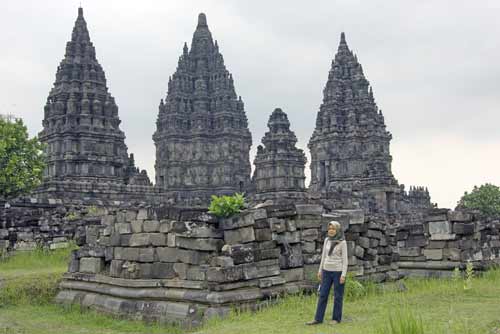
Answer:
[
  {"left": 0, "top": 199, "right": 103, "bottom": 254},
  {"left": 397, "top": 209, "right": 500, "bottom": 277}
]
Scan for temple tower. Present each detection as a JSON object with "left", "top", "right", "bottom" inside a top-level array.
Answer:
[
  {"left": 153, "top": 13, "right": 252, "bottom": 204},
  {"left": 308, "top": 33, "right": 399, "bottom": 211},
  {"left": 253, "top": 108, "right": 307, "bottom": 201},
  {"left": 38, "top": 8, "right": 149, "bottom": 186}
]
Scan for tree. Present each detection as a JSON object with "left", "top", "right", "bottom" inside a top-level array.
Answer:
[
  {"left": 0, "top": 115, "right": 46, "bottom": 199},
  {"left": 458, "top": 183, "right": 500, "bottom": 217}
]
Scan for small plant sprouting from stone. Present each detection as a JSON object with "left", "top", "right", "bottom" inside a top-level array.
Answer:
[
  {"left": 464, "top": 261, "right": 474, "bottom": 290},
  {"left": 208, "top": 193, "right": 245, "bottom": 218}
]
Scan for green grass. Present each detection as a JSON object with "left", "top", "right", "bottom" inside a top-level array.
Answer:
[
  {"left": 0, "top": 245, "right": 75, "bottom": 279},
  {"left": 1, "top": 247, "right": 500, "bottom": 334}
]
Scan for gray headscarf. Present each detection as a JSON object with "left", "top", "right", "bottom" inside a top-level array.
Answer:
[{"left": 327, "top": 221, "right": 344, "bottom": 256}]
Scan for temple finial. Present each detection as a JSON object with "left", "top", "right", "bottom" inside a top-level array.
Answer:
[
  {"left": 197, "top": 13, "right": 208, "bottom": 28},
  {"left": 78, "top": 7, "right": 83, "bottom": 17},
  {"left": 340, "top": 32, "right": 346, "bottom": 44}
]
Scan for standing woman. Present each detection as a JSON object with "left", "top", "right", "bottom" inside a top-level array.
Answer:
[{"left": 306, "top": 220, "right": 348, "bottom": 325}]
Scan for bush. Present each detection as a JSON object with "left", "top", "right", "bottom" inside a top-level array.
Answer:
[
  {"left": 208, "top": 193, "right": 245, "bottom": 218},
  {"left": 458, "top": 183, "right": 500, "bottom": 216},
  {"left": 0, "top": 115, "right": 46, "bottom": 199}
]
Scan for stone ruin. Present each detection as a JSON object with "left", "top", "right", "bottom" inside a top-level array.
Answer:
[
  {"left": 153, "top": 13, "right": 253, "bottom": 205},
  {"left": 252, "top": 108, "right": 307, "bottom": 201},
  {"left": 1, "top": 7, "right": 499, "bottom": 327},
  {"left": 53, "top": 204, "right": 499, "bottom": 325},
  {"left": 37, "top": 8, "right": 152, "bottom": 198}
]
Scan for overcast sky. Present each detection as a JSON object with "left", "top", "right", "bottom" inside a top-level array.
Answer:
[{"left": 1, "top": 0, "right": 499, "bottom": 209}]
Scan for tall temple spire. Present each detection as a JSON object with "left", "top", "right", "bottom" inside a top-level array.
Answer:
[
  {"left": 197, "top": 12, "right": 208, "bottom": 28},
  {"left": 38, "top": 8, "right": 150, "bottom": 186},
  {"left": 153, "top": 13, "right": 252, "bottom": 205},
  {"left": 308, "top": 32, "right": 398, "bottom": 212}
]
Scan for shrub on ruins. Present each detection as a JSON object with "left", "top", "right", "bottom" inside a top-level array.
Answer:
[
  {"left": 208, "top": 193, "right": 246, "bottom": 217},
  {"left": 0, "top": 115, "right": 46, "bottom": 200},
  {"left": 458, "top": 183, "right": 500, "bottom": 217}
]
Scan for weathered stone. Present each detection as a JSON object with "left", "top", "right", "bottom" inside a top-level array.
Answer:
[
  {"left": 173, "top": 263, "right": 188, "bottom": 279},
  {"left": 139, "top": 248, "right": 155, "bottom": 262},
  {"left": 252, "top": 208, "right": 268, "bottom": 220},
  {"left": 354, "top": 245, "right": 365, "bottom": 258},
  {"left": 167, "top": 233, "right": 176, "bottom": 247},
  {"left": 176, "top": 236, "right": 223, "bottom": 251},
  {"left": 280, "top": 268, "right": 304, "bottom": 282},
  {"left": 428, "top": 221, "right": 451, "bottom": 235},
  {"left": 430, "top": 233, "right": 456, "bottom": 241},
  {"left": 224, "top": 227, "right": 255, "bottom": 245},
  {"left": 79, "top": 257, "right": 104, "bottom": 273},
  {"left": 295, "top": 217, "right": 322, "bottom": 229},
  {"left": 156, "top": 247, "right": 210, "bottom": 265},
  {"left": 301, "top": 241, "right": 316, "bottom": 254},
  {"left": 110, "top": 260, "right": 124, "bottom": 277},
  {"left": 366, "top": 229, "right": 383, "bottom": 240},
  {"left": 399, "top": 247, "right": 421, "bottom": 257},
  {"left": 254, "top": 248, "right": 280, "bottom": 261},
  {"left": 443, "top": 248, "right": 461, "bottom": 261},
  {"left": 159, "top": 221, "right": 173, "bottom": 233},
  {"left": 358, "top": 237, "right": 370, "bottom": 249},
  {"left": 220, "top": 213, "right": 254, "bottom": 231},
  {"left": 453, "top": 223, "right": 475, "bottom": 235},
  {"left": 116, "top": 223, "right": 132, "bottom": 234},
  {"left": 212, "top": 256, "right": 234, "bottom": 268},
  {"left": 254, "top": 228, "right": 272, "bottom": 241},
  {"left": 186, "top": 265, "right": 208, "bottom": 281},
  {"left": 273, "top": 231, "right": 301, "bottom": 244},
  {"left": 152, "top": 262, "right": 176, "bottom": 279},
  {"left": 423, "top": 249, "right": 443, "bottom": 260},
  {"left": 279, "top": 244, "right": 303, "bottom": 269},
  {"left": 295, "top": 204, "right": 323, "bottom": 216},
  {"left": 114, "top": 247, "right": 140, "bottom": 261},
  {"left": 143, "top": 220, "right": 160, "bottom": 232},
  {"left": 448, "top": 211, "right": 472, "bottom": 222},
  {"left": 269, "top": 218, "right": 287, "bottom": 233},
  {"left": 222, "top": 244, "right": 254, "bottom": 264},
  {"left": 301, "top": 229, "right": 319, "bottom": 241},
  {"left": 129, "top": 234, "right": 150, "bottom": 247},
  {"left": 207, "top": 266, "right": 244, "bottom": 283}
]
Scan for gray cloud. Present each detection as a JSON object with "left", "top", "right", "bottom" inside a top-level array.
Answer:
[{"left": 1, "top": 0, "right": 499, "bottom": 208}]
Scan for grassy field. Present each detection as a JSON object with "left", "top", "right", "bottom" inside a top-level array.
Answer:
[{"left": 1, "top": 248, "right": 499, "bottom": 334}]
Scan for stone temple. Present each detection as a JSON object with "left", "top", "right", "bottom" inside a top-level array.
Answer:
[
  {"left": 153, "top": 13, "right": 252, "bottom": 205},
  {"left": 252, "top": 108, "right": 307, "bottom": 201},
  {"left": 3, "top": 8, "right": 499, "bottom": 328},
  {"left": 38, "top": 8, "right": 151, "bottom": 197},
  {"left": 308, "top": 33, "right": 403, "bottom": 212},
  {"left": 34, "top": 9, "right": 431, "bottom": 212}
]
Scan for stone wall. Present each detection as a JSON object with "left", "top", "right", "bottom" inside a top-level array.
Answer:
[
  {"left": 397, "top": 208, "right": 500, "bottom": 277},
  {"left": 55, "top": 203, "right": 410, "bottom": 325},
  {"left": 3, "top": 199, "right": 496, "bottom": 326},
  {"left": 0, "top": 199, "right": 105, "bottom": 254}
]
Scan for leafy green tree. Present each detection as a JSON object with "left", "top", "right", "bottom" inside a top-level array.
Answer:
[
  {"left": 208, "top": 193, "right": 246, "bottom": 218},
  {"left": 0, "top": 115, "right": 46, "bottom": 199},
  {"left": 458, "top": 183, "right": 500, "bottom": 216}
]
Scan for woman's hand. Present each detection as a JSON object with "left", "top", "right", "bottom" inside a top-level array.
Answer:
[
  {"left": 317, "top": 271, "right": 322, "bottom": 281},
  {"left": 340, "top": 276, "right": 346, "bottom": 284}
]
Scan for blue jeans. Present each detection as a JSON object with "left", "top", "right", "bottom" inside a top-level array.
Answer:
[{"left": 314, "top": 270, "right": 345, "bottom": 322}]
